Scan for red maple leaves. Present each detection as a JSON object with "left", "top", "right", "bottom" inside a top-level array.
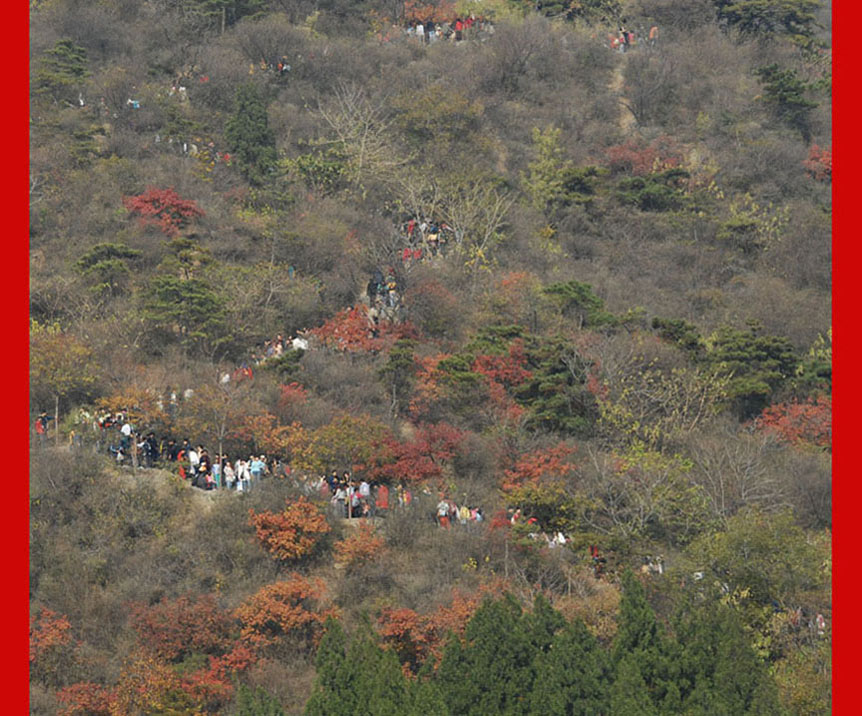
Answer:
[
  {"left": 249, "top": 497, "right": 332, "bottom": 561},
  {"left": 755, "top": 395, "right": 831, "bottom": 449},
  {"left": 803, "top": 144, "right": 832, "bottom": 182},
  {"left": 310, "top": 304, "right": 417, "bottom": 353},
  {"left": 123, "top": 187, "right": 204, "bottom": 236},
  {"left": 365, "top": 422, "right": 465, "bottom": 485}
]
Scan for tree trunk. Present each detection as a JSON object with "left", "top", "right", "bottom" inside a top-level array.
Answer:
[{"left": 221, "top": 6, "right": 226, "bottom": 35}]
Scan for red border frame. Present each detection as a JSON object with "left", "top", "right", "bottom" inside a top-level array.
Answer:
[
  {"left": 15, "top": 1, "right": 31, "bottom": 709},
  {"left": 16, "top": 3, "right": 842, "bottom": 713},
  {"left": 833, "top": 1, "right": 852, "bottom": 712}
]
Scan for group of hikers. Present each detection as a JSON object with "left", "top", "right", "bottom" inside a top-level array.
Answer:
[
  {"left": 318, "top": 469, "right": 402, "bottom": 519},
  {"left": 366, "top": 268, "right": 402, "bottom": 310},
  {"left": 435, "top": 494, "right": 486, "bottom": 528},
  {"left": 246, "top": 331, "right": 311, "bottom": 368},
  {"left": 400, "top": 217, "right": 456, "bottom": 263},
  {"left": 400, "top": 14, "right": 495, "bottom": 44},
  {"left": 609, "top": 23, "right": 659, "bottom": 52}
]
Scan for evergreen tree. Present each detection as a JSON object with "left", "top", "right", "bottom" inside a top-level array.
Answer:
[
  {"left": 305, "top": 618, "right": 350, "bottom": 716},
  {"left": 609, "top": 654, "right": 660, "bottom": 716},
  {"left": 612, "top": 571, "right": 681, "bottom": 714},
  {"left": 34, "top": 39, "right": 88, "bottom": 104},
  {"left": 715, "top": 0, "right": 822, "bottom": 44},
  {"left": 755, "top": 64, "right": 819, "bottom": 140},
  {"left": 529, "top": 617, "right": 610, "bottom": 716},
  {"left": 225, "top": 84, "right": 278, "bottom": 185},
  {"left": 305, "top": 618, "right": 410, "bottom": 716},
  {"left": 234, "top": 684, "right": 285, "bottom": 715},
  {"left": 75, "top": 243, "right": 142, "bottom": 298},
  {"left": 437, "top": 595, "right": 536, "bottom": 715},
  {"left": 704, "top": 323, "right": 798, "bottom": 419},
  {"left": 140, "top": 275, "right": 228, "bottom": 354},
  {"left": 675, "top": 604, "right": 784, "bottom": 715},
  {"left": 515, "top": 336, "right": 598, "bottom": 435},
  {"left": 523, "top": 593, "right": 566, "bottom": 654}
]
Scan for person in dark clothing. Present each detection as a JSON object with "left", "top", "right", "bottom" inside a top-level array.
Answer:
[
  {"left": 198, "top": 449, "right": 212, "bottom": 476},
  {"left": 326, "top": 469, "right": 339, "bottom": 493},
  {"left": 164, "top": 438, "right": 178, "bottom": 461},
  {"left": 144, "top": 432, "right": 159, "bottom": 467}
]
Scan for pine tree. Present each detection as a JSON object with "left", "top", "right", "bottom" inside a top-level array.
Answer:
[
  {"left": 676, "top": 603, "right": 785, "bottom": 715},
  {"left": 305, "top": 619, "right": 410, "bottom": 716},
  {"left": 235, "top": 684, "right": 285, "bottom": 715},
  {"left": 305, "top": 619, "right": 349, "bottom": 716},
  {"left": 437, "top": 595, "right": 535, "bottom": 715},
  {"left": 34, "top": 39, "right": 89, "bottom": 104},
  {"left": 225, "top": 84, "right": 277, "bottom": 185},
  {"left": 609, "top": 654, "right": 660, "bottom": 716},
  {"left": 612, "top": 571, "right": 682, "bottom": 714},
  {"left": 529, "top": 618, "right": 610, "bottom": 716}
]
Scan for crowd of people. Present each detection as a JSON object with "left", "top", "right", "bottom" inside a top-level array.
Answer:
[
  {"left": 399, "top": 217, "right": 457, "bottom": 265},
  {"left": 316, "top": 469, "right": 403, "bottom": 518},
  {"left": 245, "top": 330, "right": 311, "bottom": 368},
  {"left": 435, "top": 494, "right": 485, "bottom": 528},
  {"left": 372, "top": 14, "right": 496, "bottom": 44},
  {"left": 608, "top": 23, "right": 658, "bottom": 52}
]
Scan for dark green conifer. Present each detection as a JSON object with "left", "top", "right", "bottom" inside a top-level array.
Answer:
[{"left": 225, "top": 84, "right": 278, "bottom": 185}]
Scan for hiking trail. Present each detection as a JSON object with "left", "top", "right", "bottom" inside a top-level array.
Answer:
[{"left": 610, "top": 60, "right": 636, "bottom": 134}]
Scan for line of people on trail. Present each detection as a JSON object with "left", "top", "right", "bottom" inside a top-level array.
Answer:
[
  {"left": 244, "top": 330, "right": 311, "bottom": 370},
  {"left": 435, "top": 494, "right": 485, "bottom": 528},
  {"left": 400, "top": 14, "right": 495, "bottom": 44},
  {"left": 316, "top": 469, "right": 403, "bottom": 519},
  {"left": 609, "top": 23, "right": 658, "bottom": 52},
  {"left": 401, "top": 217, "right": 456, "bottom": 264},
  {"left": 366, "top": 268, "right": 402, "bottom": 311}
]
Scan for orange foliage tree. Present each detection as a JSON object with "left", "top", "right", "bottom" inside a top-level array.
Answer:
[
  {"left": 296, "top": 413, "right": 393, "bottom": 473},
  {"left": 310, "top": 304, "right": 417, "bottom": 353},
  {"left": 29, "top": 607, "right": 73, "bottom": 664},
  {"left": 128, "top": 594, "right": 234, "bottom": 662},
  {"left": 803, "top": 144, "right": 831, "bottom": 182},
  {"left": 122, "top": 187, "right": 204, "bottom": 236},
  {"left": 249, "top": 496, "right": 331, "bottom": 562},
  {"left": 755, "top": 395, "right": 832, "bottom": 450},
  {"left": 234, "top": 575, "right": 337, "bottom": 651},
  {"left": 333, "top": 522, "right": 386, "bottom": 567},
  {"left": 56, "top": 683, "right": 117, "bottom": 716},
  {"left": 111, "top": 652, "right": 201, "bottom": 715},
  {"left": 376, "top": 578, "right": 511, "bottom": 673},
  {"left": 365, "top": 422, "right": 465, "bottom": 485},
  {"left": 501, "top": 443, "right": 578, "bottom": 492},
  {"left": 605, "top": 136, "right": 683, "bottom": 176},
  {"left": 95, "top": 386, "right": 170, "bottom": 431}
]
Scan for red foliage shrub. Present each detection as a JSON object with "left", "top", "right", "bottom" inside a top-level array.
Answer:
[
  {"left": 128, "top": 594, "right": 233, "bottom": 662},
  {"left": 755, "top": 395, "right": 831, "bottom": 449},
  {"left": 234, "top": 575, "right": 337, "bottom": 650},
  {"left": 29, "top": 608, "right": 73, "bottom": 663},
  {"left": 278, "top": 382, "right": 309, "bottom": 410},
  {"left": 56, "top": 682, "right": 117, "bottom": 716},
  {"left": 122, "top": 187, "right": 204, "bottom": 236},
  {"left": 249, "top": 496, "right": 331, "bottom": 561},
  {"left": 404, "top": 0, "right": 457, "bottom": 22},
  {"left": 365, "top": 422, "right": 465, "bottom": 485},
  {"left": 803, "top": 144, "right": 832, "bottom": 182},
  {"left": 333, "top": 522, "right": 386, "bottom": 566},
  {"left": 376, "top": 579, "right": 510, "bottom": 673},
  {"left": 605, "top": 136, "right": 682, "bottom": 175},
  {"left": 310, "top": 304, "right": 417, "bottom": 353},
  {"left": 472, "top": 340, "right": 532, "bottom": 388},
  {"left": 501, "top": 443, "right": 578, "bottom": 492}
]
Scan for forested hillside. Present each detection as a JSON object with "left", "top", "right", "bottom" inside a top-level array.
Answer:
[{"left": 29, "top": 0, "right": 831, "bottom": 713}]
